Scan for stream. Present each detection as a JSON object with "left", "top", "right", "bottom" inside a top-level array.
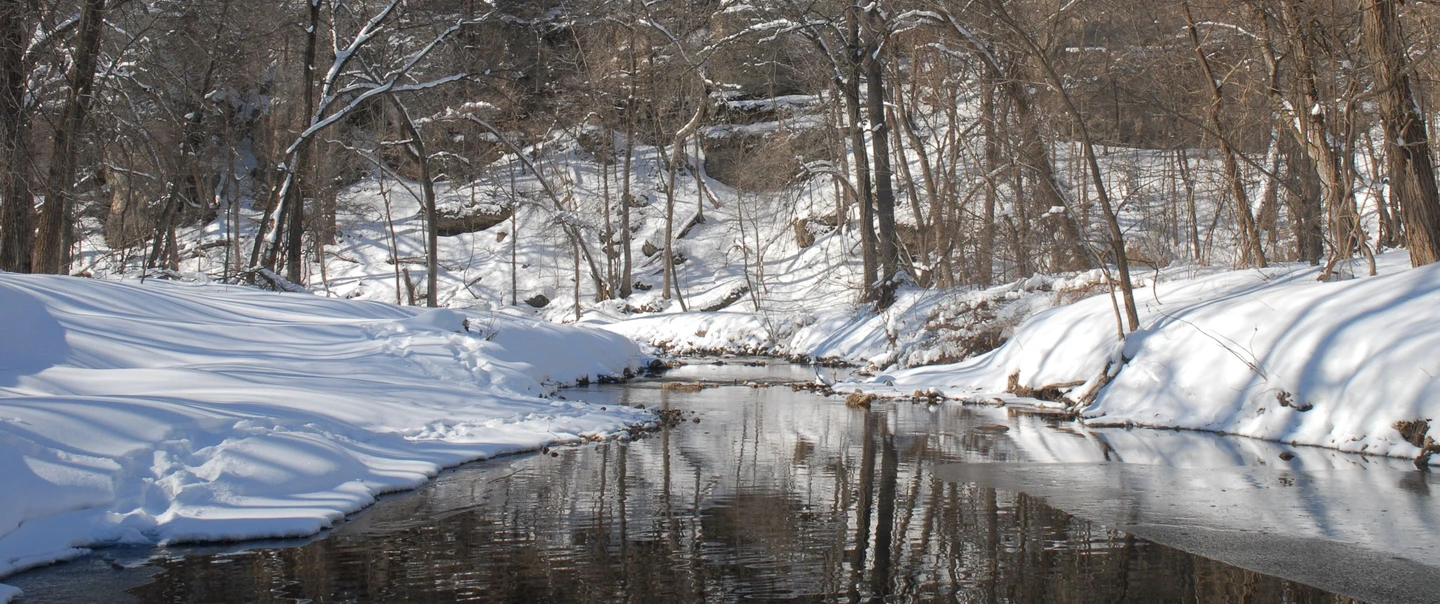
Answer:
[{"left": 8, "top": 359, "right": 1439, "bottom": 603}]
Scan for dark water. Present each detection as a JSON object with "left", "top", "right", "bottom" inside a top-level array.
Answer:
[{"left": 12, "top": 360, "right": 1415, "bottom": 603}]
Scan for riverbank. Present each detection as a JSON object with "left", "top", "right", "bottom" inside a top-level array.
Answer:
[
  {"left": 11, "top": 363, "right": 1434, "bottom": 603},
  {"left": 0, "top": 274, "right": 655, "bottom": 602},
  {"left": 599, "top": 253, "right": 1440, "bottom": 465},
  {"left": 838, "top": 253, "right": 1440, "bottom": 465}
]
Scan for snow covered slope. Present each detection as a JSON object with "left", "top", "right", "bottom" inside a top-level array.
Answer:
[
  {"left": 0, "top": 274, "right": 653, "bottom": 600},
  {"left": 843, "top": 254, "right": 1440, "bottom": 463}
]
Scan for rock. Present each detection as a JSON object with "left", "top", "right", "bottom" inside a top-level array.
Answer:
[
  {"left": 435, "top": 206, "right": 512, "bottom": 236},
  {"left": 524, "top": 294, "right": 550, "bottom": 308},
  {"left": 793, "top": 219, "right": 816, "bottom": 248}
]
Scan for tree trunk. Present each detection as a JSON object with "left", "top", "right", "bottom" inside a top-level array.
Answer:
[
  {"left": 998, "top": 59, "right": 1089, "bottom": 273},
  {"left": 889, "top": 103, "right": 927, "bottom": 279},
  {"left": 619, "top": 15, "right": 636, "bottom": 299},
  {"left": 662, "top": 150, "right": 677, "bottom": 301},
  {"left": 863, "top": 4, "right": 899, "bottom": 307},
  {"left": 1255, "top": 12, "right": 1323, "bottom": 265},
  {"left": 1176, "top": 148, "right": 1202, "bottom": 261},
  {"left": 392, "top": 99, "right": 439, "bottom": 307},
  {"left": 1278, "top": 132, "right": 1324, "bottom": 263},
  {"left": 662, "top": 102, "right": 704, "bottom": 303},
  {"left": 1363, "top": 0, "right": 1440, "bottom": 266},
  {"left": 601, "top": 133, "right": 616, "bottom": 293},
  {"left": 33, "top": 0, "right": 107, "bottom": 274},
  {"left": 844, "top": 5, "right": 877, "bottom": 301},
  {"left": 0, "top": 0, "right": 34, "bottom": 272},
  {"left": 285, "top": 0, "right": 322, "bottom": 283}
]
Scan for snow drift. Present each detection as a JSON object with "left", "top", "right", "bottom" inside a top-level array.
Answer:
[{"left": 0, "top": 274, "right": 653, "bottom": 600}]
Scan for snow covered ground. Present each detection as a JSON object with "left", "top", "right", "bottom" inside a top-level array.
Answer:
[
  {"left": 840, "top": 253, "right": 1440, "bottom": 464},
  {"left": 0, "top": 274, "right": 654, "bottom": 601},
  {"left": 54, "top": 100, "right": 1438, "bottom": 530}
]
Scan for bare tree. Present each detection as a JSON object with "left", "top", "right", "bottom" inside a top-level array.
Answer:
[
  {"left": 250, "top": 0, "right": 471, "bottom": 280},
  {"left": 983, "top": 0, "right": 1139, "bottom": 331},
  {"left": 1183, "top": 0, "right": 1267, "bottom": 268},
  {"left": 863, "top": 2, "right": 901, "bottom": 307},
  {"left": 1362, "top": 0, "right": 1440, "bottom": 266},
  {"left": 389, "top": 99, "right": 439, "bottom": 307}
]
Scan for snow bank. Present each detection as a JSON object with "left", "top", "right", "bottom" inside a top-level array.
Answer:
[
  {"left": 0, "top": 274, "right": 652, "bottom": 597},
  {"left": 844, "top": 255, "right": 1440, "bottom": 463},
  {"left": 600, "top": 312, "right": 778, "bottom": 356}
]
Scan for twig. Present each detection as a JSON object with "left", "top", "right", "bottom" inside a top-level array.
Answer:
[{"left": 1157, "top": 310, "right": 1268, "bottom": 380}]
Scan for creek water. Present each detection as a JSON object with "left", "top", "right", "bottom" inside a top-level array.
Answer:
[{"left": 8, "top": 360, "right": 1439, "bottom": 603}]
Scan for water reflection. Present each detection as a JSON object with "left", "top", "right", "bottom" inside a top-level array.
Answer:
[{"left": 88, "top": 376, "right": 1359, "bottom": 604}]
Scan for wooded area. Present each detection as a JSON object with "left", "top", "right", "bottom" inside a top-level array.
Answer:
[{"left": 3, "top": 0, "right": 1440, "bottom": 328}]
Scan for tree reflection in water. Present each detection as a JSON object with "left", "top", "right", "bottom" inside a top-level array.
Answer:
[{"left": 128, "top": 381, "right": 1353, "bottom": 603}]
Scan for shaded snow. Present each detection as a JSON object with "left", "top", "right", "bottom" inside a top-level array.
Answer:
[{"left": 0, "top": 274, "right": 653, "bottom": 597}]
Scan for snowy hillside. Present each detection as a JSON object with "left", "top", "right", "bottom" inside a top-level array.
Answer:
[{"left": 0, "top": 274, "right": 654, "bottom": 600}]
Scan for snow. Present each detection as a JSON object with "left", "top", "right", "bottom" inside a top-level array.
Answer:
[
  {"left": 602, "top": 312, "right": 776, "bottom": 356},
  {"left": 840, "top": 254, "right": 1440, "bottom": 463},
  {"left": 0, "top": 273, "right": 653, "bottom": 596}
]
